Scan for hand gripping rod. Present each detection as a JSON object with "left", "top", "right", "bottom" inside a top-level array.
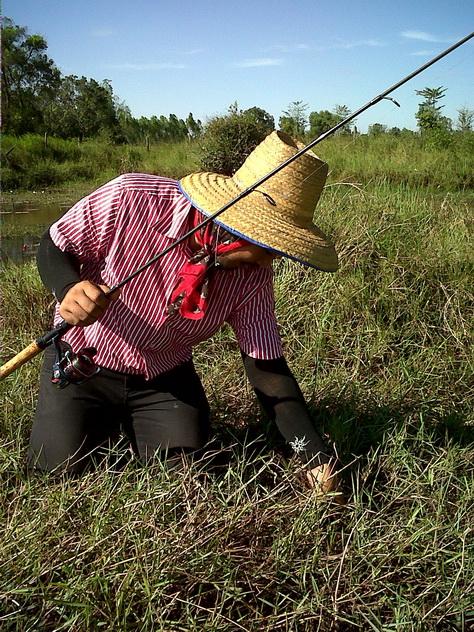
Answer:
[{"left": 1, "top": 31, "right": 472, "bottom": 381}]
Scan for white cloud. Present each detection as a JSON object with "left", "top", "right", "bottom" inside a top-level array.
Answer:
[
  {"left": 262, "top": 40, "right": 383, "bottom": 53},
  {"left": 91, "top": 28, "right": 115, "bottom": 37},
  {"left": 409, "top": 49, "right": 437, "bottom": 56},
  {"left": 339, "top": 38, "right": 385, "bottom": 49},
  {"left": 401, "top": 30, "right": 451, "bottom": 43},
  {"left": 104, "top": 62, "right": 188, "bottom": 70},
  {"left": 360, "top": 39, "right": 385, "bottom": 47},
  {"left": 262, "top": 43, "right": 309, "bottom": 52},
  {"left": 233, "top": 58, "right": 284, "bottom": 68}
]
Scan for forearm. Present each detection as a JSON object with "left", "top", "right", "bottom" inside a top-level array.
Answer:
[
  {"left": 242, "top": 353, "right": 330, "bottom": 466},
  {"left": 36, "top": 229, "right": 81, "bottom": 302},
  {"left": 36, "top": 230, "right": 120, "bottom": 326}
]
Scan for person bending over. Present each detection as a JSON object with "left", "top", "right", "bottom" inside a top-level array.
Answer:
[{"left": 29, "top": 130, "right": 343, "bottom": 502}]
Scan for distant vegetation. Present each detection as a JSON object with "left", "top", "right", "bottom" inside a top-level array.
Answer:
[{"left": 3, "top": 131, "right": 474, "bottom": 194}]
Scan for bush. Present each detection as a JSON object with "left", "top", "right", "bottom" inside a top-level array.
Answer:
[{"left": 199, "top": 112, "right": 271, "bottom": 175}]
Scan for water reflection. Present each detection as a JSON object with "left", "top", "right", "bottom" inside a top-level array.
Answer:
[
  {"left": 1, "top": 199, "right": 70, "bottom": 226},
  {"left": 1, "top": 236, "right": 40, "bottom": 264},
  {"left": 1, "top": 199, "right": 71, "bottom": 263}
]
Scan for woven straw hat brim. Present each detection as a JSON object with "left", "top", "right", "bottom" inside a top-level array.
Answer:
[{"left": 179, "top": 173, "right": 338, "bottom": 272}]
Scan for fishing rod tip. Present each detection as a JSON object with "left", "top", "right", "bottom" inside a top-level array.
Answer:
[{"left": 384, "top": 96, "right": 401, "bottom": 107}]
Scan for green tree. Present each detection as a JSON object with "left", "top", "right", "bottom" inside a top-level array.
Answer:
[
  {"left": 308, "top": 110, "right": 339, "bottom": 137},
  {"left": 279, "top": 101, "right": 308, "bottom": 138},
  {"left": 167, "top": 113, "right": 188, "bottom": 140},
  {"left": 43, "top": 75, "right": 81, "bottom": 138},
  {"left": 415, "top": 86, "right": 451, "bottom": 132},
  {"left": 368, "top": 123, "right": 388, "bottom": 136},
  {"left": 308, "top": 105, "right": 354, "bottom": 138},
  {"left": 185, "top": 113, "right": 203, "bottom": 138},
  {"left": 115, "top": 101, "right": 141, "bottom": 143},
  {"left": 332, "top": 104, "right": 355, "bottom": 134},
  {"left": 1, "top": 18, "right": 60, "bottom": 134},
  {"left": 456, "top": 105, "right": 474, "bottom": 132},
  {"left": 44, "top": 75, "right": 122, "bottom": 141},
  {"left": 243, "top": 107, "right": 275, "bottom": 132}
]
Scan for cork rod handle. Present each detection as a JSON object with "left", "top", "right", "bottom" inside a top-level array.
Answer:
[{"left": 0, "top": 342, "right": 44, "bottom": 381}]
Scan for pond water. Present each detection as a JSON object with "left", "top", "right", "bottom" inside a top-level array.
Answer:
[{"left": 1, "top": 200, "right": 71, "bottom": 264}]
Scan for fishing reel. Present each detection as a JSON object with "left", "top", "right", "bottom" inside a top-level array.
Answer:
[{"left": 52, "top": 338, "right": 100, "bottom": 388}]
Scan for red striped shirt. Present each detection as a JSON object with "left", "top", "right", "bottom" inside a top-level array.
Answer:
[{"left": 50, "top": 174, "right": 283, "bottom": 378}]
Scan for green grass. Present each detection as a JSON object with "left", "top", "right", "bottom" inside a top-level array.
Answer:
[
  {"left": 2, "top": 134, "right": 203, "bottom": 194},
  {"left": 318, "top": 133, "right": 474, "bottom": 191},
  {"left": 1, "top": 144, "right": 473, "bottom": 630},
  {"left": 3, "top": 132, "right": 474, "bottom": 196}
]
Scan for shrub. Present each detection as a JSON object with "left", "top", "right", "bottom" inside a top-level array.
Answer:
[{"left": 199, "top": 112, "right": 271, "bottom": 175}]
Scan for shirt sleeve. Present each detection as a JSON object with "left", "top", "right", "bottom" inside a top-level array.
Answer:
[
  {"left": 241, "top": 352, "right": 330, "bottom": 467},
  {"left": 36, "top": 229, "right": 81, "bottom": 302},
  {"left": 49, "top": 175, "right": 124, "bottom": 262},
  {"left": 226, "top": 272, "right": 283, "bottom": 360}
]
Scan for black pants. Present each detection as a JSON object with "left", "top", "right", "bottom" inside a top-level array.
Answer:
[{"left": 28, "top": 347, "right": 210, "bottom": 474}]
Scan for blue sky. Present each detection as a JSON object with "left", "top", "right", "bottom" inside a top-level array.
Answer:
[{"left": 4, "top": 0, "right": 474, "bottom": 132}]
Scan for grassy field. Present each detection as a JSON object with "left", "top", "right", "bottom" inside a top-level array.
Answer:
[
  {"left": 2, "top": 134, "right": 203, "bottom": 197},
  {"left": 2, "top": 131, "right": 474, "bottom": 197},
  {"left": 1, "top": 136, "right": 473, "bottom": 631}
]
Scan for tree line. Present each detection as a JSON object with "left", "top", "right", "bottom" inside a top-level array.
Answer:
[
  {"left": 3, "top": 17, "right": 473, "bottom": 147},
  {"left": 1, "top": 18, "right": 204, "bottom": 143}
]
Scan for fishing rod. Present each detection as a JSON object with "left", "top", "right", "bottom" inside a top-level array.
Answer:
[{"left": 1, "top": 30, "right": 473, "bottom": 382}]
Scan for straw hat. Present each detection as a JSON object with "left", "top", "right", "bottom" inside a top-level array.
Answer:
[{"left": 179, "top": 130, "right": 338, "bottom": 272}]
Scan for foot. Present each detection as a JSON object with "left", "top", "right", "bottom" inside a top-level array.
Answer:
[{"left": 306, "top": 460, "right": 345, "bottom": 504}]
